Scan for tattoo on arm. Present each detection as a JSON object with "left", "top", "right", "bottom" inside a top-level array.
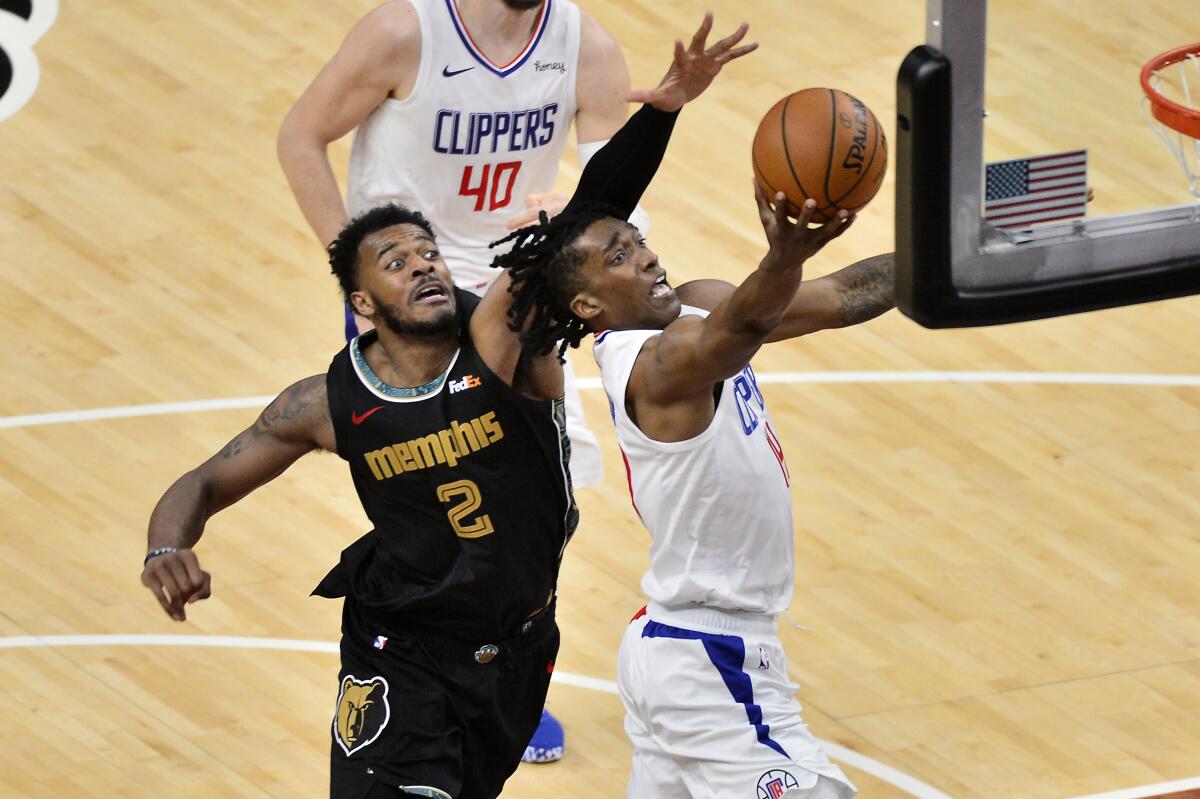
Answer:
[
  {"left": 255, "top": 376, "right": 330, "bottom": 436},
  {"left": 835, "top": 253, "right": 895, "bottom": 326},
  {"left": 217, "top": 436, "right": 244, "bottom": 460}
]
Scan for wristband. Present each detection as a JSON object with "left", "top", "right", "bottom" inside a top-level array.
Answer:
[{"left": 143, "top": 546, "right": 178, "bottom": 567}]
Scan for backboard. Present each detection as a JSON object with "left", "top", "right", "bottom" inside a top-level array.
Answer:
[{"left": 894, "top": 0, "right": 1200, "bottom": 327}]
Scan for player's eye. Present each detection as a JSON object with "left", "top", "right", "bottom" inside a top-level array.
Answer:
[
  {"left": 425, "top": 249, "right": 440, "bottom": 260},
  {"left": 637, "top": 238, "right": 647, "bottom": 248},
  {"left": 386, "top": 258, "right": 404, "bottom": 270},
  {"left": 611, "top": 250, "right": 625, "bottom": 265}
]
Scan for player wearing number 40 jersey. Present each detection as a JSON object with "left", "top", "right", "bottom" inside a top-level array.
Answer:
[{"left": 279, "top": 0, "right": 642, "bottom": 492}]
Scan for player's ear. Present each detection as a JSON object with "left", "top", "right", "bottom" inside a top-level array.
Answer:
[
  {"left": 570, "top": 292, "right": 602, "bottom": 322},
  {"left": 350, "top": 290, "right": 375, "bottom": 318}
]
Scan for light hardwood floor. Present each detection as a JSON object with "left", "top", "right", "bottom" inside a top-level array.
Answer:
[{"left": 1, "top": 2, "right": 1198, "bottom": 797}]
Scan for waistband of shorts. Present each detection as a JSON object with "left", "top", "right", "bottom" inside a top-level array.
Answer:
[
  {"left": 645, "top": 602, "right": 778, "bottom": 636},
  {"left": 352, "top": 599, "right": 557, "bottom": 662}
]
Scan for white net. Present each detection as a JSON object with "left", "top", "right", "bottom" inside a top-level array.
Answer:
[{"left": 1143, "top": 51, "right": 1200, "bottom": 199}]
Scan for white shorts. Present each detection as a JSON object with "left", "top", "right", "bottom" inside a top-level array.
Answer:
[
  {"left": 618, "top": 605, "right": 856, "bottom": 799},
  {"left": 562, "top": 353, "right": 602, "bottom": 489}
]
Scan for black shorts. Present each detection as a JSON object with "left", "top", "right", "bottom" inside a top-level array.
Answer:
[{"left": 329, "top": 599, "right": 559, "bottom": 799}]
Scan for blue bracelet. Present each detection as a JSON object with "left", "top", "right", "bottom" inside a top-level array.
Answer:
[{"left": 143, "top": 547, "right": 178, "bottom": 567}]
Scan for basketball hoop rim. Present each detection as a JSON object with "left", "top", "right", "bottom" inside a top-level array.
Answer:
[{"left": 1140, "top": 42, "right": 1200, "bottom": 138}]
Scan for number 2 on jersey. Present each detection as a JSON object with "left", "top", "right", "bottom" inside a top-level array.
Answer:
[
  {"left": 436, "top": 479, "right": 495, "bottom": 538},
  {"left": 458, "top": 161, "right": 521, "bottom": 212}
]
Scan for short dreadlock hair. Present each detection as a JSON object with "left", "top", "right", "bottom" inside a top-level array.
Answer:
[
  {"left": 328, "top": 204, "right": 436, "bottom": 303},
  {"left": 490, "top": 203, "right": 624, "bottom": 359}
]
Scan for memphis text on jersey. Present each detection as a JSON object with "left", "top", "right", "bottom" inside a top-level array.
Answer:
[
  {"left": 433, "top": 104, "right": 559, "bottom": 156},
  {"left": 363, "top": 411, "right": 504, "bottom": 480}
]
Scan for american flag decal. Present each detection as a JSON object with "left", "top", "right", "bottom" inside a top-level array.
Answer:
[{"left": 984, "top": 149, "right": 1088, "bottom": 229}]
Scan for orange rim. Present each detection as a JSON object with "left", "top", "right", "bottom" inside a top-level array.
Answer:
[{"left": 1141, "top": 42, "right": 1200, "bottom": 138}]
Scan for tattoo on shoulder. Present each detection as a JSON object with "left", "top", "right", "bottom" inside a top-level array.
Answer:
[
  {"left": 837, "top": 254, "right": 896, "bottom": 327},
  {"left": 256, "top": 376, "right": 329, "bottom": 433}
]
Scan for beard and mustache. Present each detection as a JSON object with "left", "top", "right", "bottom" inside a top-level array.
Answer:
[{"left": 373, "top": 296, "right": 459, "bottom": 338}]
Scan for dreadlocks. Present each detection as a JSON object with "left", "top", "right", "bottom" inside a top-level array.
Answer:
[{"left": 491, "top": 203, "right": 622, "bottom": 359}]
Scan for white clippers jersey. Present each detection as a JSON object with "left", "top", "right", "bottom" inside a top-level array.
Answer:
[
  {"left": 346, "top": 0, "right": 581, "bottom": 292},
  {"left": 593, "top": 307, "right": 797, "bottom": 615}
]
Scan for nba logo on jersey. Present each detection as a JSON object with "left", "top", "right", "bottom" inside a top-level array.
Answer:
[
  {"left": 757, "top": 769, "right": 800, "bottom": 799},
  {"left": 373, "top": 635, "right": 388, "bottom": 650}
]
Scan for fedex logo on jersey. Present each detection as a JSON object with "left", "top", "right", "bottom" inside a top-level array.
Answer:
[
  {"left": 448, "top": 374, "right": 481, "bottom": 394},
  {"left": 732, "top": 364, "right": 766, "bottom": 435},
  {"left": 433, "top": 103, "right": 559, "bottom": 156}
]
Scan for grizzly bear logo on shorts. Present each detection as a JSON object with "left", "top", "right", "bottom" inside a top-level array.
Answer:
[{"left": 333, "top": 675, "right": 391, "bottom": 756}]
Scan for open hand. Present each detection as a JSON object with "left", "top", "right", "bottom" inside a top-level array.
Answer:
[
  {"left": 754, "top": 180, "right": 855, "bottom": 274},
  {"left": 141, "top": 549, "right": 212, "bottom": 622},
  {"left": 626, "top": 12, "right": 758, "bottom": 113}
]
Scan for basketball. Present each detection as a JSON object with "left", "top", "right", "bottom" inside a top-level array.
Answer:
[{"left": 751, "top": 87, "right": 888, "bottom": 223}]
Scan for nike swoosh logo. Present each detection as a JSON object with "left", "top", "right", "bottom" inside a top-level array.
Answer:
[
  {"left": 442, "top": 65, "right": 475, "bottom": 78},
  {"left": 351, "top": 406, "right": 385, "bottom": 425}
]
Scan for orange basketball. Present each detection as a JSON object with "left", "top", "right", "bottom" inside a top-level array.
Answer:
[{"left": 752, "top": 88, "right": 888, "bottom": 223}]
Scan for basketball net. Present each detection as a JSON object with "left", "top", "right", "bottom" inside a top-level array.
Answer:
[{"left": 1141, "top": 44, "right": 1200, "bottom": 199}]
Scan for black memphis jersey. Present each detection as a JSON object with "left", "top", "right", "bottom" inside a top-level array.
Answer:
[{"left": 322, "top": 290, "right": 578, "bottom": 639}]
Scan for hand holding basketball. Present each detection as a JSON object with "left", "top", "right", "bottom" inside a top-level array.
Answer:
[
  {"left": 752, "top": 88, "right": 888, "bottom": 223},
  {"left": 626, "top": 12, "right": 758, "bottom": 112},
  {"left": 755, "top": 181, "right": 855, "bottom": 275}
]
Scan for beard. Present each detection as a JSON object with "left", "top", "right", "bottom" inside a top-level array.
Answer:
[
  {"left": 500, "top": 0, "right": 544, "bottom": 10},
  {"left": 375, "top": 300, "right": 458, "bottom": 337}
]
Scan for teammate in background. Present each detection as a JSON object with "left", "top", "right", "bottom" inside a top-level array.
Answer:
[
  {"left": 495, "top": 180, "right": 896, "bottom": 795},
  {"left": 143, "top": 19, "right": 754, "bottom": 798},
  {"left": 278, "top": 0, "right": 640, "bottom": 496}
]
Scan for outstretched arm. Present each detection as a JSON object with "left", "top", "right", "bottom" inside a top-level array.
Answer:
[
  {"left": 564, "top": 12, "right": 756, "bottom": 218},
  {"left": 141, "top": 376, "right": 336, "bottom": 621},
  {"left": 765, "top": 252, "right": 895, "bottom": 340},
  {"left": 637, "top": 189, "right": 854, "bottom": 397}
]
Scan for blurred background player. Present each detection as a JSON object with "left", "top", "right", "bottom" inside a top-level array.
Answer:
[
  {"left": 497, "top": 178, "right": 894, "bottom": 794},
  {"left": 277, "top": 0, "right": 640, "bottom": 491},
  {"left": 276, "top": 0, "right": 638, "bottom": 761}
]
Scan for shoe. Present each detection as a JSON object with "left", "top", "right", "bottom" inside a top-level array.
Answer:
[{"left": 521, "top": 709, "right": 564, "bottom": 763}]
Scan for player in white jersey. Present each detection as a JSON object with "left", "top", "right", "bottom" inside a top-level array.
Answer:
[
  {"left": 278, "top": 0, "right": 637, "bottom": 492},
  {"left": 496, "top": 172, "right": 896, "bottom": 793}
]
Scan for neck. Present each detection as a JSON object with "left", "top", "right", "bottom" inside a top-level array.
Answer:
[
  {"left": 366, "top": 328, "right": 458, "bottom": 388},
  {"left": 454, "top": 0, "right": 543, "bottom": 59}
]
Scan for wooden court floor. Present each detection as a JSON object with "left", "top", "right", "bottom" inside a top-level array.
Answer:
[{"left": 1, "top": 1, "right": 1198, "bottom": 797}]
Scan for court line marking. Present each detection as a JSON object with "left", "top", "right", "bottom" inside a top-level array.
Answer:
[
  {"left": 2, "top": 371, "right": 1199, "bottom": 430},
  {"left": 1066, "top": 777, "right": 1200, "bottom": 799},
  {"left": 2, "top": 380, "right": 1196, "bottom": 798},
  {"left": 0, "top": 633, "right": 952, "bottom": 799}
]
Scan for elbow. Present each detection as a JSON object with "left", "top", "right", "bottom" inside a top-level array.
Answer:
[{"left": 276, "top": 114, "right": 325, "bottom": 170}]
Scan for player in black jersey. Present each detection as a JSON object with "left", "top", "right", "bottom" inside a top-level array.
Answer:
[{"left": 139, "top": 17, "right": 756, "bottom": 799}]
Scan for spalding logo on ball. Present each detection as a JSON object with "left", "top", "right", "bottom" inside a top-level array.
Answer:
[{"left": 752, "top": 87, "right": 888, "bottom": 222}]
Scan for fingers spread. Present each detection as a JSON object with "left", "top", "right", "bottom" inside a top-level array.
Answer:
[
  {"left": 709, "top": 21, "right": 750, "bottom": 55},
  {"left": 717, "top": 42, "right": 759, "bottom": 63},
  {"left": 824, "top": 213, "right": 856, "bottom": 241},
  {"left": 673, "top": 39, "right": 687, "bottom": 66},
  {"left": 689, "top": 11, "right": 714, "bottom": 52}
]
